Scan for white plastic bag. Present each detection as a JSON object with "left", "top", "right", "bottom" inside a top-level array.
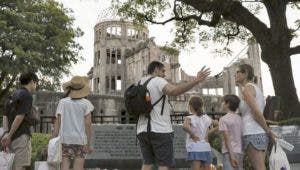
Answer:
[
  {"left": 47, "top": 136, "right": 62, "bottom": 163},
  {"left": 269, "top": 141, "right": 290, "bottom": 170},
  {"left": 35, "top": 161, "right": 49, "bottom": 170},
  {"left": 35, "top": 161, "right": 60, "bottom": 170},
  {"left": 0, "top": 151, "right": 15, "bottom": 170}
]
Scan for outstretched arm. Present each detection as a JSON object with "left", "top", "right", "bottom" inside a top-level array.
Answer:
[{"left": 163, "top": 67, "right": 210, "bottom": 96}]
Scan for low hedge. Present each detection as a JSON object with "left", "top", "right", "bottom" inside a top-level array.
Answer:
[{"left": 30, "top": 133, "right": 51, "bottom": 169}]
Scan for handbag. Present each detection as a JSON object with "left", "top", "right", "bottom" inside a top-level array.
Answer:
[
  {"left": 269, "top": 141, "right": 290, "bottom": 170},
  {"left": 0, "top": 151, "right": 15, "bottom": 170},
  {"left": 47, "top": 136, "right": 62, "bottom": 163}
]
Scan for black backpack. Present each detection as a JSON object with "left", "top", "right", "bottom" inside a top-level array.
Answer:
[{"left": 124, "top": 77, "right": 166, "bottom": 119}]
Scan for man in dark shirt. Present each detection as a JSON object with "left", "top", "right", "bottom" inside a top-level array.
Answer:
[{"left": 1, "top": 71, "right": 38, "bottom": 170}]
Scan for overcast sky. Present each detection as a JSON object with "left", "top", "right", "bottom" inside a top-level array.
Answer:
[{"left": 57, "top": 0, "right": 300, "bottom": 97}]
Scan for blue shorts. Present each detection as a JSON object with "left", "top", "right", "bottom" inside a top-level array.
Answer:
[
  {"left": 243, "top": 133, "right": 269, "bottom": 151},
  {"left": 187, "top": 151, "right": 213, "bottom": 164}
]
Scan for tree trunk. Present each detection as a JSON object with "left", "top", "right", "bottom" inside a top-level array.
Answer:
[{"left": 268, "top": 55, "right": 300, "bottom": 119}]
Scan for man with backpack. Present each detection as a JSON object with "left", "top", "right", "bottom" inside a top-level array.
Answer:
[
  {"left": 1, "top": 71, "right": 38, "bottom": 170},
  {"left": 134, "top": 61, "right": 210, "bottom": 170}
]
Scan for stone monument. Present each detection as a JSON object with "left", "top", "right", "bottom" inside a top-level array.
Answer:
[{"left": 85, "top": 124, "right": 221, "bottom": 169}]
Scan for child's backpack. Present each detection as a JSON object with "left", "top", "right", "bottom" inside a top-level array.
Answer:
[{"left": 124, "top": 77, "right": 166, "bottom": 119}]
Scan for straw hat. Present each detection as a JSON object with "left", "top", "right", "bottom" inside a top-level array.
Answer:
[{"left": 62, "top": 76, "right": 90, "bottom": 98}]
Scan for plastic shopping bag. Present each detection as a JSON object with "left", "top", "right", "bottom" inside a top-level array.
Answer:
[
  {"left": 269, "top": 141, "right": 290, "bottom": 170},
  {"left": 47, "top": 136, "right": 62, "bottom": 163},
  {"left": 35, "top": 161, "right": 60, "bottom": 170},
  {"left": 0, "top": 151, "right": 15, "bottom": 170}
]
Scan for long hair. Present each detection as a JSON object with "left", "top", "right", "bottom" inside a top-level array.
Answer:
[{"left": 238, "top": 64, "right": 254, "bottom": 81}]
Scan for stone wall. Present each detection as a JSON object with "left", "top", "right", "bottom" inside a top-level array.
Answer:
[
  {"left": 34, "top": 91, "right": 223, "bottom": 119},
  {"left": 33, "top": 91, "right": 125, "bottom": 118}
]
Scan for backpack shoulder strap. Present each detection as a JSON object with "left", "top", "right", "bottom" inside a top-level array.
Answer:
[
  {"left": 152, "top": 95, "right": 165, "bottom": 107},
  {"left": 142, "top": 77, "right": 155, "bottom": 87},
  {"left": 152, "top": 95, "right": 166, "bottom": 115}
]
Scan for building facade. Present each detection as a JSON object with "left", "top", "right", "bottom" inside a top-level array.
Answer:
[
  {"left": 33, "top": 19, "right": 263, "bottom": 120},
  {"left": 91, "top": 20, "right": 149, "bottom": 95},
  {"left": 90, "top": 19, "right": 263, "bottom": 115}
]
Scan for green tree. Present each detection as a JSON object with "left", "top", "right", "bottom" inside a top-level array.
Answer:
[
  {"left": 113, "top": 0, "right": 300, "bottom": 119},
  {"left": 0, "top": 0, "right": 83, "bottom": 101}
]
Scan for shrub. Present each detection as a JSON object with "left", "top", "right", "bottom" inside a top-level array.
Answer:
[
  {"left": 209, "top": 132, "right": 222, "bottom": 153},
  {"left": 30, "top": 133, "right": 51, "bottom": 169}
]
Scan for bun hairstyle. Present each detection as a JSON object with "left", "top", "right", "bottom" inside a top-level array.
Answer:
[
  {"left": 238, "top": 64, "right": 255, "bottom": 81},
  {"left": 188, "top": 96, "right": 204, "bottom": 116}
]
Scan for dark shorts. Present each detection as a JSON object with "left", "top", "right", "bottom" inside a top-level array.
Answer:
[
  {"left": 62, "top": 144, "right": 87, "bottom": 159},
  {"left": 243, "top": 133, "right": 269, "bottom": 151},
  {"left": 137, "top": 132, "right": 174, "bottom": 167}
]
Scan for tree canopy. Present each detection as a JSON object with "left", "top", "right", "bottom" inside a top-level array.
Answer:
[
  {"left": 0, "top": 0, "right": 83, "bottom": 100},
  {"left": 113, "top": 0, "right": 300, "bottom": 118}
]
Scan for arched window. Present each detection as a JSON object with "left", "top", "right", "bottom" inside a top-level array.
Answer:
[
  {"left": 127, "top": 28, "right": 138, "bottom": 39},
  {"left": 106, "top": 26, "right": 121, "bottom": 37}
]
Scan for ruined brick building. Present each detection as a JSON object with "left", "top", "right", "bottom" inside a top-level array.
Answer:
[
  {"left": 33, "top": 18, "right": 262, "bottom": 123},
  {"left": 87, "top": 18, "right": 262, "bottom": 115}
]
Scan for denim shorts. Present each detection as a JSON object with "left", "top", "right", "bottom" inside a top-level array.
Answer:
[
  {"left": 243, "top": 133, "right": 269, "bottom": 151},
  {"left": 222, "top": 152, "right": 243, "bottom": 170},
  {"left": 187, "top": 151, "right": 213, "bottom": 164},
  {"left": 137, "top": 132, "right": 174, "bottom": 167}
]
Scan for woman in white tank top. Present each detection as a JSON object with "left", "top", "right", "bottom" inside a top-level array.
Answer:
[{"left": 235, "top": 64, "right": 276, "bottom": 170}]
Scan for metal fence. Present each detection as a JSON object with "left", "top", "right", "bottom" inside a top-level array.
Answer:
[{"left": 0, "top": 112, "right": 225, "bottom": 134}]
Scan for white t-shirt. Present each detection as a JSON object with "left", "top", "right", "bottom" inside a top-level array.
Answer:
[
  {"left": 185, "top": 114, "right": 212, "bottom": 152},
  {"left": 56, "top": 97, "right": 94, "bottom": 145},
  {"left": 136, "top": 76, "right": 173, "bottom": 134},
  {"left": 239, "top": 83, "right": 266, "bottom": 135}
]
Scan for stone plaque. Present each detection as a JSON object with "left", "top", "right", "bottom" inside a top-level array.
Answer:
[
  {"left": 271, "top": 125, "right": 300, "bottom": 163},
  {"left": 85, "top": 124, "right": 221, "bottom": 169},
  {"left": 87, "top": 124, "right": 141, "bottom": 159},
  {"left": 85, "top": 124, "right": 190, "bottom": 168}
]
